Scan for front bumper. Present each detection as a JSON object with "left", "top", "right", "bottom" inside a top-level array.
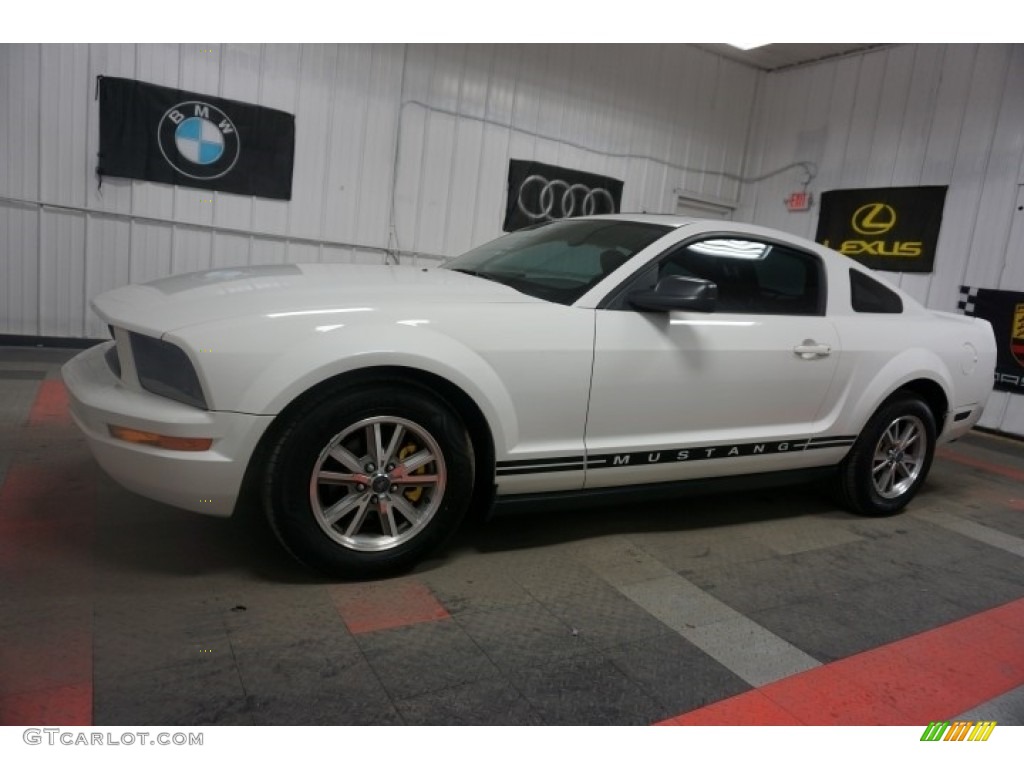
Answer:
[{"left": 62, "top": 342, "right": 273, "bottom": 517}]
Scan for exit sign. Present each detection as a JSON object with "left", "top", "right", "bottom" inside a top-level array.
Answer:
[{"left": 786, "top": 191, "right": 813, "bottom": 212}]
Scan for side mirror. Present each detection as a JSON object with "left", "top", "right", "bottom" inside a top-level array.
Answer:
[{"left": 628, "top": 276, "right": 718, "bottom": 313}]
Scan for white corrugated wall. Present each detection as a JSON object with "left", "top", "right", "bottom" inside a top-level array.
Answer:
[
  {"left": 2, "top": 43, "right": 1022, "bottom": 435},
  {"left": 0, "top": 43, "right": 758, "bottom": 338},
  {"left": 738, "top": 43, "right": 1024, "bottom": 436}
]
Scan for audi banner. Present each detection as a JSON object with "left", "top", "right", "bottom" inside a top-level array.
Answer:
[
  {"left": 503, "top": 160, "right": 623, "bottom": 232},
  {"left": 959, "top": 285, "right": 1024, "bottom": 394},
  {"left": 97, "top": 76, "right": 295, "bottom": 200},
  {"left": 814, "top": 186, "right": 947, "bottom": 273}
]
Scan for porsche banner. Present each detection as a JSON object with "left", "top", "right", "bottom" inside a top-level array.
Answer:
[
  {"left": 503, "top": 160, "right": 623, "bottom": 232},
  {"left": 97, "top": 76, "right": 295, "bottom": 200},
  {"left": 959, "top": 285, "right": 1024, "bottom": 394},
  {"left": 815, "top": 186, "right": 947, "bottom": 272}
]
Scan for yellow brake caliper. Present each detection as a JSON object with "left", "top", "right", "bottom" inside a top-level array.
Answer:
[{"left": 397, "top": 443, "right": 426, "bottom": 503}]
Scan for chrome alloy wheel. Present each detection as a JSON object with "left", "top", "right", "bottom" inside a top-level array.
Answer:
[
  {"left": 871, "top": 415, "right": 926, "bottom": 499},
  {"left": 309, "top": 416, "right": 447, "bottom": 552}
]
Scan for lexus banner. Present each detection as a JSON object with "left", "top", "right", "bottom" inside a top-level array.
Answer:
[
  {"left": 97, "top": 76, "right": 295, "bottom": 200},
  {"left": 959, "top": 285, "right": 1024, "bottom": 394},
  {"left": 815, "top": 186, "right": 947, "bottom": 272},
  {"left": 503, "top": 160, "right": 623, "bottom": 232}
]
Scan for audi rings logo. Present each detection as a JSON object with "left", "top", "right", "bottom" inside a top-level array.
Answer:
[{"left": 517, "top": 175, "right": 617, "bottom": 221}]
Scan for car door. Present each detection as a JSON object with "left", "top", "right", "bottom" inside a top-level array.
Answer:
[{"left": 584, "top": 237, "right": 842, "bottom": 488}]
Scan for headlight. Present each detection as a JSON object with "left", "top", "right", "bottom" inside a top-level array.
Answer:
[{"left": 128, "top": 332, "right": 208, "bottom": 410}]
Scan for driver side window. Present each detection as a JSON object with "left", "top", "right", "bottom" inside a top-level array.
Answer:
[{"left": 657, "top": 239, "right": 823, "bottom": 315}]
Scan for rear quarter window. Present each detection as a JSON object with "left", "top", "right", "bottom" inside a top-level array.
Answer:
[{"left": 850, "top": 269, "right": 903, "bottom": 314}]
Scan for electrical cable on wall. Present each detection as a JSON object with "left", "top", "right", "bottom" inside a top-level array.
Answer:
[{"left": 385, "top": 98, "right": 818, "bottom": 264}]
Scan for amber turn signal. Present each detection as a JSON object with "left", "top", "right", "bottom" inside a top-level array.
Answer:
[{"left": 108, "top": 425, "right": 213, "bottom": 452}]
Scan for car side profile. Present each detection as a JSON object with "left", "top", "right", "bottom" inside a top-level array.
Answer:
[{"left": 63, "top": 215, "right": 997, "bottom": 577}]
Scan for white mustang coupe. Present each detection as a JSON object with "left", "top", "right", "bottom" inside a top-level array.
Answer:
[{"left": 63, "top": 215, "right": 997, "bottom": 577}]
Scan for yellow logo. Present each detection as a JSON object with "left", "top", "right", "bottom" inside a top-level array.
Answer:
[{"left": 851, "top": 203, "right": 897, "bottom": 235}]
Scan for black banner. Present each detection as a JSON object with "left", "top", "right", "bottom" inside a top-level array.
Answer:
[
  {"left": 959, "top": 285, "right": 1024, "bottom": 394},
  {"left": 815, "top": 186, "right": 947, "bottom": 272},
  {"left": 503, "top": 160, "right": 622, "bottom": 232},
  {"left": 97, "top": 76, "right": 295, "bottom": 200}
]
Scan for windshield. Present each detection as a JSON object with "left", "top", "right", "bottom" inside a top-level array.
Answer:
[{"left": 440, "top": 220, "right": 673, "bottom": 305}]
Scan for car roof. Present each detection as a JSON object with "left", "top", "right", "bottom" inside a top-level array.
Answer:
[{"left": 573, "top": 213, "right": 699, "bottom": 228}]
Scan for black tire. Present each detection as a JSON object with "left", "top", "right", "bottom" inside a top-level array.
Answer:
[
  {"left": 263, "top": 383, "right": 474, "bottom": 578},
  {"left": 836, "top": 394, "right": 936, "bottom": 517}
]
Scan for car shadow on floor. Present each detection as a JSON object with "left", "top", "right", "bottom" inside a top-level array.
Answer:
[
  {"left": 455, "top": 483, "right": 843, "bottom": 556},
  {"left": 82, "top": 477, "right": 842, "bottom": 584},
  {"left": 82, "top": 458, "right": 946, "bottom": 584}
]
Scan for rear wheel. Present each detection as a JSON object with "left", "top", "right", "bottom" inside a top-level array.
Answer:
[
  {"left": 263, "top": 384, "right": 474, "bottom": 578},
  {"left": 836, "top": 395, "right": 936, "bottom": 516}
]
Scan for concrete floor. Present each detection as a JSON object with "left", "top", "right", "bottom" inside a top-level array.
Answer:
[{"left": 1, "top": 345, "right": 1022, "bottom": 726}]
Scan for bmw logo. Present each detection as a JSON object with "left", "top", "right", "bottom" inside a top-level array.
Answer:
[{"left": 157, "top": 101, "right": 240, "bottom": 180}]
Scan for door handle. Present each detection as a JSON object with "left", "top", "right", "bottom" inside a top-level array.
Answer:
[{"left": 794, "top": 340, "right": 831, "bottom": 359}]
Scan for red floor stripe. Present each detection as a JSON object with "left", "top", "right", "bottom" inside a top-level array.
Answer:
[
  {"left": 937, "top": 447, "right": 1024, "bottom": 483},
  {"left": 0, "top": 685, "right": 92, "bottom": 727},
  {"left": 27, "top": 380, "right": 71, "bottom": 427},
  {"left": 329, "top": 580, "right": 450, "bottom": 634},
  {"left": 659, "top": 597, "right": 1024, "bottom": 725},
  {"left": 0, "top": 460, "right": 95, "bottom": 726},
  {"left": 659, "top": 691, "right": 804, "bottom": 726}
]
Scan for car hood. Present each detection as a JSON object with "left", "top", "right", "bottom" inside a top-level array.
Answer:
[{"left": 91, "top": 263, "right": 538, "bottom": 334}]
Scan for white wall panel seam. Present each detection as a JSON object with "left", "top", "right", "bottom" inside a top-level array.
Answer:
[
  {"left": 283, "top": 44, "right": 303, "bottom": 256},
  {"left": 168, "top": 44, "right": 182, "bottom": 275},
  {"left": 316, "top": 49, "right": 342, "bottom": 264},
  {"left": 82, "top": 45, "right": 95, "bottom": 334},
  {"left": 468, "top": 47, "right": 495, "bottom": 246},
  {"left": 982, "top": 47, "right": 1024, "bottom": 291},
  {"left": 736, "top": 69, "right": 768, "bottom": 219},
  {"left": 707, "top": 53, "right": 723, "bottom": 202},
  {"left": 921, "top": 44, "right": 973, "bottom": 189},
  {"left": 246, "top": 43, "right": 266, "bottom": 267},
  {"left": 35, "top": 43, "right": 43, "bottom": 336},
  {"left": 892, "top": 44, "right": 920, "bottom": 185},
  {"left": 972, "top": 50, "right": 1021, "bottom": 292},
  {"left": 837, "top": 55, "right": 869, "bottom": 184},
  {"left": 874, "top": 47, "right": 913, "bottom": 187},
  {"left": 212, "top": 44, "right": 225, "bottom": 265},
  {"left": 385, "top": 44, "right": 410, "bottom": 262},
  {"left": 901, "top": 43, "right": 966, "bottom": 298},
  {"left": 127, "top": 44, "right": 139, "bottom": 283},
  {"left": 441, "top": 45, "right": 466, "bottom": 259},
  {"left": 928, "top": 45, "right": 1003, "bottom": 309},
  {"left": 497, "top": 46, "right": 523, "bottom": 232},
  {"left": 410, "top": 48, "right": 437, "bottom": 262}
]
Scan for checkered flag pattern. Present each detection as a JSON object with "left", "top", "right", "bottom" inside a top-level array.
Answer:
[{"left": 957, "top": 285, "right": 979, "bottom": 314}]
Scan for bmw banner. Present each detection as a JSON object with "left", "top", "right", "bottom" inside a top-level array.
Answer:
[
  {"left": 815, "top": 186, "right": 947, "bottom": 273},
  {"left": 958, "top": 285, "right": 1024, "bottom": 394},
  {"left": 97, "top": 76, "right": 295, "bottom": 200},
  {"left": 503, "top": 160, "right": 623, "bottom": 232}
]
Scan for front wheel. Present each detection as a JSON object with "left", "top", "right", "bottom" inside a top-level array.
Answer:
[
  {"left": 835, "top": 395, "right": 936, "bottom": 516},
  {"left": 263, "top": 384, "right": 475, "bottom": 578}
]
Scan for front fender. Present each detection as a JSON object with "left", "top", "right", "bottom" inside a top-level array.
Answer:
[{"left": 169, "top": 320, "right": 520, "bottom": 452}]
